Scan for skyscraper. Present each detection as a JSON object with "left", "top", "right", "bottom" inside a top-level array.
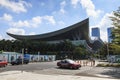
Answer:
[
  {"left": 91, "top": 27, "right": 100, "bottom": 38},
  {"left": 107, "top": 27, "right": 113, "bottom": 43}
]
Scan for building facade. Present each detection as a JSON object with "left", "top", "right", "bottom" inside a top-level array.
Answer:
[
  {"left": 107, "top": 27, "right": 113, "bottom": 43},
  {"left": 91, "top": 27, "right": 100, "bottom": 38},
  {"left": 7, "top": 18, "right": 103, "bottom": 51}
]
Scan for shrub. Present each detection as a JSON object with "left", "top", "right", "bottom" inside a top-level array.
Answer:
[{"left": 96, "top": 63, "right": 105, "bottom": 67}]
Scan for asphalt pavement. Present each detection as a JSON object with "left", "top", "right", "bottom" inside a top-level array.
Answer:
[{"left": 0, "top": 60, "right": 120, "bottom": 79}]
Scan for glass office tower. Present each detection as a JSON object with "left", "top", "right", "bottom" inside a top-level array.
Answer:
[
  {"left": 107, "top": 27, "right": 113, "bottom": 43},
  {"left": 92, "top": 27, "right": 100, "bottom": 38}
]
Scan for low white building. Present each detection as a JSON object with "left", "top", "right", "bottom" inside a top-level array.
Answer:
[{"left": 107, "top": 55, "right": 120, "bottom": 63}]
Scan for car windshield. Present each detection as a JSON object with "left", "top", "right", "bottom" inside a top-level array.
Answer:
[
  {"left": 0, "top": 60, "right": 3, "bottom": 62},
  {"left": 66, "top": 59, "right": 75, "bottom": 64}
]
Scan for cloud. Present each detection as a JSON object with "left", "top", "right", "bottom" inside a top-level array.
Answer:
[
  {"left": 31, "top": 16, "right": 42, "bottom": 27},
  {"left": 98, "top": 13, "right": 112, "bottom": 29},
  {"left": 0, "top": 13, "right": 12, "bottom": 21},
  {"left": 0, "top": 35, "right": 3, "bottom": 40},
  {"left": 11, "top": 16, "right": 42, "bottom": 28},
  {"left": 7, "top": 28, "right": 25, "bottom": 35},
  {"left": 91, "top": 13, "right": 113, "bottom": 42},
  {"left": 11, "top": 20, "right": 29, "bottom": 28},
  {"left": 80, "top": 0, "right": 102, "bottom": 18},
  {"left": 71, "top": 0, "right": 101, "bottom": 18},
  {"left": 52, "top": 1, "right": 67, "bottom": 15},
  {"left": 59, "top": 1, "right": 66, "bottom": 14},
  {"left": 0, "top": 0, "right": 32, "bottom": 13},
  {"left": 43, "top": 16, "right": 56, "bottom": 25},
  {"left": 71, "top": 0, "right": 79, "bottom": 8},
  {"left": 11, "top": 15, "right": 56, "bottom": 28}
]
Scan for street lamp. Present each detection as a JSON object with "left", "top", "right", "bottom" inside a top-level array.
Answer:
[
  {"left": 107, "top": 43, "right": 109, "bottom": 56},
  {"left": 107, "top": 43, "right": 110, "bottom": 63},
  {"left": 21, "top": 48, "right": 24, "bottom": 73},
  {"left": 38, "top": 51, "right": 40, "bottom": 61}
]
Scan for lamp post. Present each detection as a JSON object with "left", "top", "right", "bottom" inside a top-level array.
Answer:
[
  {"left": 107, "top": 43, "right": 109, "bottom": 56},
  {"left": 25, "top": 48, "right": 28, "bottom": 54},
  {"left": 38, "top": 51, "right": 40, "bottom": 61},
  {"left": 107, "top": 43, "right": 110, "bottom": 63},
  {"left": 21, "top": 48, "right": 24, "bottom": 73}
]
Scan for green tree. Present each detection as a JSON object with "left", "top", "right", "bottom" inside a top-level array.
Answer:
[
  {"left": 110, "top": 7, "right": 120, "bottom": 44},
  {"left": 109, "top": 44, "right": 120, "bottom": 55},
  {"left": 73, "top": 46, "right": 87, "bottom": 59},
  {"left": 109, "top": 7, "right": 120, "bottom": 55},
  {"left": 56, "top": 40, "right": 75, "bottom": 59},
  {"left": 99, "top": 43, "right": 108, "bottom": 58}
]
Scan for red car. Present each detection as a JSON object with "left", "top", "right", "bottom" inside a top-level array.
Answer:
[
  {"left": 0, "top": 60, "right": 8, "bottom": 67},
  {"left": 57, "top": 59, "right": 81, "bottom": 69}
]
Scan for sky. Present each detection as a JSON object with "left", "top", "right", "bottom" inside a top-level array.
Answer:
[{"left": 0, "top": 0, "right": 120, "bottom": 42}]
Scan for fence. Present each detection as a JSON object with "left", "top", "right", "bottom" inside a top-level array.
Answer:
[
  {"left": 29, "top": 55, "right": 56, "bottom": 62},
  {"left": 75, "top": 60, "right": 95, "bottom": 66},
  {"left": 0, "top": 52, "right": 56, "bottom": 62}
]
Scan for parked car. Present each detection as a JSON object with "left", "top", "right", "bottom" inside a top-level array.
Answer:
[
  {"left": 0, "top": 60, "right": 8, "bottom": 67},
  {"left": 57, "top": 59, "right": 81, "bottom": 69},
  {"left": 11, "top": 58, "right": 29, "bottom": 65}
]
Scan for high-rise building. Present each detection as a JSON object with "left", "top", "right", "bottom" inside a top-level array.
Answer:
[
  {"left": 91, "top": 27, "right": 100, "bottom": 38},
  {"left": 107, "top": 27, "right": 113, "bottom": 43}
]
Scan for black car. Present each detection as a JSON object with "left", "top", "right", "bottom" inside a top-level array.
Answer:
[{"left": 11, "top": 58, "right": 29, "bottom": 65}]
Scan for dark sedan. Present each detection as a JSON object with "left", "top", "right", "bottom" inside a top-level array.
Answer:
[
  {"left": 11, "top": 58, "right": 29, "bottom": 65},
  {"left": 57, "top": 59, "right": 81, "bottom": 69}
]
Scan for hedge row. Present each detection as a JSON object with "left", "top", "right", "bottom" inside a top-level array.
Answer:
[{"left": 96, "top": 63, "right": 120, "bottom": 67}]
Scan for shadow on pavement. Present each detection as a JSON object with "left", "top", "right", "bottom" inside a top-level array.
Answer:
[
  {"left": 100, "top": 67, "right": 120, "bottom": 79},
  {"left": 55, "top": 67, "right": 80, "bottom": 70}
]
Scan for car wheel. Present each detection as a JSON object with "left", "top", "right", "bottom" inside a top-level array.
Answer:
[
  {"left": 76, "top": 67, "right": 79, "bottom": 69},
  {"left": 4, "top": 64, "right": 7, "bottom": 67},
  {"left": 11, "top": 64, "right": 14, "bottom": 65},
  {"left": 70, "top": 66, "right": 73, "bottom": 69}
]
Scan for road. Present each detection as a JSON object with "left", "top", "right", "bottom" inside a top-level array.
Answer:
[
  {"left": 0, "top": 61, "right": 94, "bottom": 76},
  {"left": 0, "top": 61, "right": 120, "bottom": 79},
  {"left": 0, "top": 61, "right": 95, "bottom": 77},
  {"left": 0, "top": 61, "right": 57, "bottom": 72}
]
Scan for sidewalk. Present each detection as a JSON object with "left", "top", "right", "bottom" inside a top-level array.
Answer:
[{"left": 0, "top": 71, "right": 119, "bottom": 80}]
